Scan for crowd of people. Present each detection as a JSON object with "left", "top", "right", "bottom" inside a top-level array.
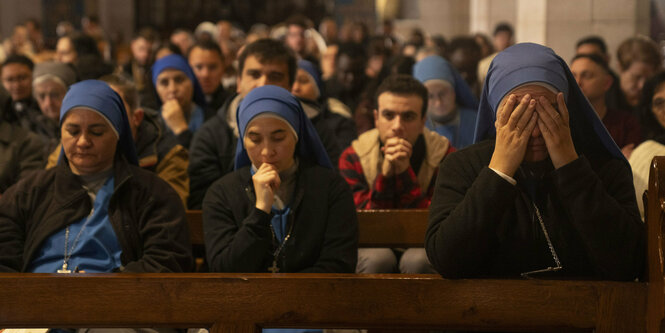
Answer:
[{"left": 0, "top": 13, "right": 658, "bottom": 289}]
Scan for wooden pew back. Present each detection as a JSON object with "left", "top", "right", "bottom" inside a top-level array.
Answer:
[
  {"left": 647, "top": 155, "right": 665, "bottom": 332},
  {"left": 187, "top": 209, "right": 429, "bottom": 248},
  {"left": 0, "top": 273, "right": 646, "bottom": 332}
]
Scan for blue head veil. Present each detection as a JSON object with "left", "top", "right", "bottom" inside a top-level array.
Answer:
[
  {"left": 297, "top": 59, "right": 323, "bottom": 97},
  {"left": 151, "top": 54, "right": 206, "bottom": 108},
  {"left": 59, "top": 80, "right": 138, "bottom": 165},
  {"left": 473, "top": 43, "right": 624, "bottom": 162},
  {"left": 413, "top": 55, "right": 479, "bottom": 111},
  {"left": 234, "top": 85, "right": 333, "bottom": 170}
]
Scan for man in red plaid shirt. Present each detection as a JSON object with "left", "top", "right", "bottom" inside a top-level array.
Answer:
[{"left": 339, "top": 74, "right": 455, "bottom": 273}]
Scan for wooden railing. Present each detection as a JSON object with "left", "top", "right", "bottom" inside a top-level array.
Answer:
[
  {"left": 0, "top": 273, "right": 647, "bottom": 332},
  {"left": 187, "top": 209, "right": 429, "bottom": 248}
]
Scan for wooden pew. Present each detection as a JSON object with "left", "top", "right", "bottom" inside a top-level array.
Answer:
[
  {"left": 647, "top": 155, "right": 665, "bottom": 331},
  {"left": 0, "top": 273, "right": 646, "bottom": 332},
  {"left": 3, "top": 157, "right": 664, "bottom": 332},
  {"left": 187, "top": 209, "right": 429, "bottom": 248}
]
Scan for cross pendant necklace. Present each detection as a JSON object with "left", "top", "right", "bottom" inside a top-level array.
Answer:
[
  {"left": 267, "top": 216, "right": 293, "bottom": 273},
  {"left": 57, "top": 262, "right": 71, "bottom": 274},
  {"left": 268, "top": 260, "right": 280, "bottom": 273}
]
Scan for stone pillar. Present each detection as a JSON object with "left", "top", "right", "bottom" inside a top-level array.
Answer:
[
  {"left": 0, "top": 0, "right": 41, "bottom": 40},
  {"left": 470, "top": 0, "right": 517, "bottom": 36},
  {"left": 394, "top": 0, "right": 470, "bottom": 40},
  {"left": 98, "top": 0, "right": 134, "bottom": 46},
  {"left": 527, "top": 0, "right": 648, "bottom": 68}
]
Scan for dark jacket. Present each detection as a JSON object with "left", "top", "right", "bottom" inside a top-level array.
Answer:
[
  {"left": 136, "top": 109, "right": 190, "bottom": 206},
  {"left": 204, "top": 85, "right": 233, "bottom": 120},
  {"left": 202, "top": 160, "right": 358, "bottom": 273},
  {"left": 187, "top": 100, "right": 236, "bottom": 209},
  {"left": 0, "top": 122, "right": 45, "bottom": 193},
  {"left": 4, "top": 97, "right": 59, "bottom": 157},
  {"left": 426, "top": 140, "right": 644, "bottom": 281},
  {"left": 0, "top": 155, "right": 193, "bottom": 273}
]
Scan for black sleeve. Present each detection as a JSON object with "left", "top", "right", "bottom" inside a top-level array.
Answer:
[
  {"left": 299, "top": 173, "right": 358, "bottom": 273},
  {"left": 122, "top": 173, "right": 194, "bottom": 273},
  {"left": 552, "top": 157, "right": 644, "bottom": 280},
  {"left": 187, "top": 118, "right": 235, "bottom": 209},
  {"left": 426, "top": 149, "right": 519, "bottom": 278},
  {"left": 202, "top": 176, "right": 274, "bottom": 272},
  {"left": 0, "top": 183, "right": 29, "bottom": 272},
  {"left": 313, "top": 119, "right": 343, "bottom": 169},
  {"left": 176, "top": 129, "right": 193, "bottom": 150}
]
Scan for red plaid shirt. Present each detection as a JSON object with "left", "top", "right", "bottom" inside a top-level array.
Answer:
[{"left": 339, "top": 145, "right": 455, "bottom": 209}]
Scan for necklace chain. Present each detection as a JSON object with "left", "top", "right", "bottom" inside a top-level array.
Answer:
[
  {"left": 60, "top": 208, "right": 95, "bottom": 273},
  {"left": 532, "top": 203, "right": 562, "bottom": 268},
  {"left": 268, "top": 212, "right": 294, "bottom": 273}
]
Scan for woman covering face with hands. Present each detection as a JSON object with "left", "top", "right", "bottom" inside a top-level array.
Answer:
[
  {"left": 426, "top": 43, "right": 644, "bottom": 280},
  {"left": 202, "top": 85, "right": 357, "bottom": 274}
]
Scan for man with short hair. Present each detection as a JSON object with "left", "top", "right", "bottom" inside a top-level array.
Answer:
[
  {"left": 2, "top": 55, "right": 58, "bottom": 144},
  {"left": 339, "top": 74, "right": 455, "bottom": 273},
  {"left": 187, "top": 38, "right": 340, "bottom": 209},
  {"left": 170, "top": 29, "right": 195, "bottom": 55},
  {"left": 570, "top": 53, "right": 642, "bottom": 157},
  {"left": 576, "top": 35, "right": 610, "bottom": 63},
  {"left": 122, "top": 32, "right": 158, "bottom": 109},
  {"left": 188, "top": 40, "right": 232, "bottom": 117},
  {"left": 477, "top": 22, "right": 515, "bottom": 86},
  {"left": 285, "top": 15, "right": 309, "bottom": 58},
  {"left": 574, "top": 35, "right": 625, "bottom": 114}
]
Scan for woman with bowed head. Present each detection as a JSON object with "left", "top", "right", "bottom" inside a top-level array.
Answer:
[
  {"left": 0, "top": 80, "right": 192, "bottom": 273},
  {"left": 203, "top": 85, "right": 358, "bottom": 274},
  {"left": 426, "top": 43, "right": 644, "bottom": 280}
]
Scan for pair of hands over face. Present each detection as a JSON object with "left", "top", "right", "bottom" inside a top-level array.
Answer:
[{"left": 489, "top": 92, "right": 578, "bottom": 177}]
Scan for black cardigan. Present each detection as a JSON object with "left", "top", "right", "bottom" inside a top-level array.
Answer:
[
  {"left": 203, "top": 160, "right": 358, "bottom": 273},
  {"left": 426, "top": 140, "right": 644, "bottom": 280}
]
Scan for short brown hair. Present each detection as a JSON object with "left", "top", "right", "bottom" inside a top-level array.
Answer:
[
  {"left": 375, "top": 74, "right": 428, "bottom": 118},
  {"left": 99, "top": 74, "right": 138, "bottom": 113},
  {"left": 617, "top": 36, "right": 662, "bottom": 71}
]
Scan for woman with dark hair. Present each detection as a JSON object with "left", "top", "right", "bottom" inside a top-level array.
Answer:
[
  {"left": 629, "top": 72, "right": 665, "bottom": 218},
  {"left": 426, "top": 43, "right": 644, "bottom": 281}
]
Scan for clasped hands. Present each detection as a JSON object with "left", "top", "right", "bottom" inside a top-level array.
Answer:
[
  {"left": 489, "top": 93, "right": 578, "bottom": 177},
  {"left": 381, "top": 137, "right": 412, "bottom": 177},
  {"left": 253, "top": 163, "right": 281, "bottom": 213}
]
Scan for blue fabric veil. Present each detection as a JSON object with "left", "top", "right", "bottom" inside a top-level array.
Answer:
[
  {"left": 59, "top": 79, "right": 138, "bottom": 165},
  {"left": 297, "top": 59, "right": 323, "bottom": 96},
  {"left": 234, "top": 85, "right": 333, "bottom": 170},
  {"left": 413, "top": 55, "right": 479, "bottom": 111},
  {"left": 473, "top": 43, "right": 625, "bottom": 162},
  {"left": 151, "top": 54, "right": 206, "bottom": 108}
]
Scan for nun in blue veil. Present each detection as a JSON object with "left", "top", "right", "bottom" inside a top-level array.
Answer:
[
  {"left": 203, "top": 85, "right": 357, "bottom": 276},
  {"left": 152, "top": 54, "right": 207, "bottom": 149},
  {"left": 0, "top": 80, "right": 192, "bottom": 273},
  {"left": 413, "top": 55, "right": 479, "bottom": 148},
  {"left": 425, "top": 43, "right": 644, "bottom": 281}
]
